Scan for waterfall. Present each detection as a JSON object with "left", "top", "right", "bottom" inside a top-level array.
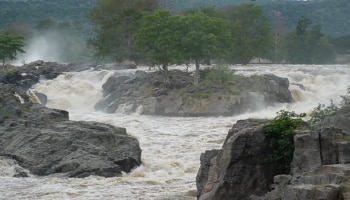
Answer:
[{"left": 1, "top": 64, "right": 349, "bottom": 199}]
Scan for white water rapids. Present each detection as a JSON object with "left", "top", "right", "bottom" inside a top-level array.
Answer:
[{"left": 1, "top": 64, "right": 350, "bottom": 200}]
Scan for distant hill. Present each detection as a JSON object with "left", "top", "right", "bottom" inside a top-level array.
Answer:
[
  {"left": 160, "top": 0, "right": 350, "bottom": 36},
  {"left": 0, "top": 0, "right": 349, "bottom": 37},
  {"left": 0, "top": 0, "right": 96, "bottom": 29}
]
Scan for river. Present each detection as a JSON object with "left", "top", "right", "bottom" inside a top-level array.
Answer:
[{"left": 0, "top": 64, "right": 349, "bottom": 200}]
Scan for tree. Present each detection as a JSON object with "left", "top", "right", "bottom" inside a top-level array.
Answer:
[
  {"left": 134, "top": 10, "right": 175, "bottom": 84},
  {"left": 177, "top": 12, "right": 232, "bottom": 85},
  {"left": 134, "top": 10, "right": 232, "bottom": 85},
  {"left": 224, "top": 4, "right": 273, "bottom": 64},
  {"left": 311, "top": 36, "right": 336, "bottom": 64},
  {"left": 0, "top": 32, "right": 25, "bottom": 67},
  {"left": 285, "top": 16, "right": 336, "bottom": 64},
  {"left": 271, "top": 10, "right": 287, "bottom": 63},
  {"left": 87, "top": 0, "right": 159, "bottom": 63}
]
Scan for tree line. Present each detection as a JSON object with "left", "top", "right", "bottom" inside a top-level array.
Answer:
[
  {"left": 87, "top": 0, "right": 336, "bottom": 65},
  {"left": 0, "top": 0, "right": 343, "bottom": 70}
]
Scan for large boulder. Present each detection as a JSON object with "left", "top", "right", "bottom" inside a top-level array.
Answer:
[
  {"left": 196, "top": 119, "right": 280, "bottom": 200},
  {"left": 95, "top": 70, "right": 292, "bottom": 116},
  {"left": 0, "top": 83, "right": 141, "bottom": 178},
  {"left": 196, "top": 106, "right": 350, "bottom": 199}
]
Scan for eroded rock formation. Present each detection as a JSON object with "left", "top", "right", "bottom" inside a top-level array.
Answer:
[
  {"left": 196, "top": 107, "right": 350, "bottom": 200},
  {"left": 0, "top": 82, "right": 141, "bottom": 178},
  {"left": 95, "top": 70, "right": 292, "bottom": 116}
]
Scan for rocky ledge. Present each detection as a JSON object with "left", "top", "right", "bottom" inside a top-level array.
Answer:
[
  {"left": 0, "top": 60, "right": 137, "bottom": 90},
  {"left": 95, "top": 69, "right": 292, "bottom": 116},
  {"left": 196, "top": 107, "right": 350, "bottom": 200},
  {"left": 0, "top": 83, "right": 141, "bottom": 178}
]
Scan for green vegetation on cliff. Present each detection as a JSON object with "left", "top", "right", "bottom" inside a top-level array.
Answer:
[{"left": 265, "top": 110, "right": 306, "bottom": 173}]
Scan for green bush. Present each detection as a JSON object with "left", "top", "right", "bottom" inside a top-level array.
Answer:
[
  {"left": 200, "top": 65, "right": 234, "bottom": 84},
  {"left": 308, "top": 101, "right": 338, "bottom": 128},
  {"left": 265, "top": 110, "right": 306, "bottom": 173},
  {"left": 195, "top": 65, "right": 238, "bottom": 98},
  {"left": 340, "top": 86, "right": 350, "bottom": 106},
  {"left": 308, "top": 86, "right": 350, "bottom": 127}
]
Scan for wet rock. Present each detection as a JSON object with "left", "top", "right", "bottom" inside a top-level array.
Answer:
[
  {"left": 196, "top": 107, "right": 350, "bottom": 199},
  {"left": 95, "top": 70, "right": 292, "bottom": 116},
  {"left": 196, "top": 119, "right": 278, "bottom": 200},
  {"left": 0, "top": 83, "right": 142, "bottom": 178},
  {"left": 0, "top": 61, "right": 139, "bottom": 91}
]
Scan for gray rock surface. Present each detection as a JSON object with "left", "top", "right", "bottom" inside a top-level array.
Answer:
[
  {"left": 197, "top": 107, "right": 350, "bottom": 199},
  {"left": 196, "top": 119, "right": 279, "bottom": 200},
  {"left": 0, "top": 83, "right": 141, "bottom": 178},
  {"left": 95, "top": 70, "right": 292, "bottom": 116}
]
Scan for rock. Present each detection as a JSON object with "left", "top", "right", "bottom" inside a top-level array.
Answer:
[
  {"left": 253, "top": 107, "right": 350, "bottom": 199},
  {"left": 0, "top": 61, "right": 139, "bottom": 91},
  {"left": 0, "top": 83, "right": 142, "bottom": 178},
  {"left": 95, "top": 70, "right": 293, "bottom": 116},
  {"left": 290, "top": 131, "right": 322, "bottom": 175},
  {"left": 196, "top": 106, "right": 350, "bottom": 199},
  {"left": 33, "top": 92, "right": 47, "bottom": 105},
  {"left": 196, "top": 119, "right": 280, "bottom": 200}
]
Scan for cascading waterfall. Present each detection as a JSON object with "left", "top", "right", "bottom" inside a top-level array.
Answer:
[{"left": 0, "top": 64, "right": 349, "bottom": 200}]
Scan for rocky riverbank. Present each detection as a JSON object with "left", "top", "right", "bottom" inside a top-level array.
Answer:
[
  {"left": 196, "top": 107, "right": 350, "bottom": 200},
  {"left": 0, "top": 82, "right": 141, "bottom": 178}
]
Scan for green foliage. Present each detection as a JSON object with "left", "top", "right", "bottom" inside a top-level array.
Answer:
[
  {"left": 177, "top": 10, "right": 233, "bottom": 84},
  {"left": 134, "top": 10, "right": 232, "bottom": 84},
  {"left": 134, "top": 10, "right": 174, "bottom": 66},
  {"left": 0, "top": 0, "right": 96, "bottom": 29},
  {"left": 200, "top": 65, "right": 234, "bottom": 85},
  {"left": 194, "top": 65, "right": 238, "bottom": 98},
  {"left": 87, "top": 0, "right": 159, "bottom": 62},
  {"left": 309, "top": 86, "right": 350, "bottom": 127},
  {"left": 265, "top": 110, "right": 306, "bottom": 173},
  {"left": 340, "top": 87, "right": 350, "bottom": 107},
  {"left": 308, "top": 102, "right": 339, "bottom": 128},
  {"left": 223, "top": 4, "right": 273, "bottom": 64},
  {"left": 263, "top": 0, "right": 350, "bottom": 37},
  {"left": 0, "top": 32, "right": 25, "bottom": 66},
  {"left": 331, "top": 35, "right": 350, "bottom": 54},
  {"left": 311, "top": 36, "right": 336, "bottom": 64},
  {"left": 285, "top": 16, "right": 336, "bottom": 64}
]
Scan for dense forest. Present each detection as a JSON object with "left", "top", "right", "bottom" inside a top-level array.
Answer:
[
  {"left": 0, "top": 0, "right": 349, "bottom": 64},
  {"left": 0, "top": 0, "right": 96, "bottom": 30},
  {"left": 0, "top": 0, "right": 349, "bottom": 36}
]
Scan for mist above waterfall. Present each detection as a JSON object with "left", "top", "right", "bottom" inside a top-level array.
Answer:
[{"left": 14, "top": 21, "right": 89, "bottom": 65}]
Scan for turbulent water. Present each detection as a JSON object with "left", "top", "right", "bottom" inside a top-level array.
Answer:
[{"left": 1, "top": 64, "right": 350, "bottom": 200}]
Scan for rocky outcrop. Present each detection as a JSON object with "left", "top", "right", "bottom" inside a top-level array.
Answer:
[
  {"left": 259, "top": 107, "right": 350, "bottom": 200},
  {"left": 196, "top": 107, "right": 350, "bottom": 200},
  {"left": 0, "top": 83, "right": 141, "bottom": 178},
  {"left": 95, "top": 70, "right": 292, "bottom": 116},
  {"left": 0, "top": 60, "right": 137, "bottom": 90},
  {"left": 196, "top": 119, "right": 280, "bottom": 200}
]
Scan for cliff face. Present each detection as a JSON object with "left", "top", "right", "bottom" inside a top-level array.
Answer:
[
  {"left": 196, "top": 119, "right": 277, "bottom": 200},
  {"left": 196, "top": 107, "right": 350, "bottom": 200}
]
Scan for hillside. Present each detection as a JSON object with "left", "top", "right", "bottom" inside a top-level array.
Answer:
[
  {"left": 0, "top": 0, "right": 96, "bottom": 29},
  {"left": 0, "top": 0, "right": 349, "bottom": 36},
  {"left": 160, "top": 0, "right": 350, "bottom": 36}
]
